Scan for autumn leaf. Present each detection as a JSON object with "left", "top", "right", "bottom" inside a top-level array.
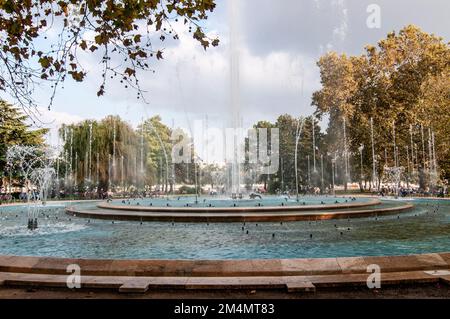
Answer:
[
  {"left": 124, "top": 67, "right": 136, "bottom": 77},
  {"left": 69, "top": 71, "right": 85, "bottom": 82},
  {"left": 80, "top": 40, "right": 87, "bottom": 50}
]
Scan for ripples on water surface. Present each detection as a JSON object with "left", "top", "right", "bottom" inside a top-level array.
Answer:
[{"left": 0, "top": 197, "right": 448, "bottom": 260}]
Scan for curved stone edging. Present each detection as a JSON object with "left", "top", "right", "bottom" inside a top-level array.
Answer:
[
  {"left": 97, "top": 198, "right": 382, "bottom": 213},
  {"left": 66, "top": 203, "right": 414, "bottom": 222},
  {"left": 0, "top": 252, "right": 449, "bottom": 277}
]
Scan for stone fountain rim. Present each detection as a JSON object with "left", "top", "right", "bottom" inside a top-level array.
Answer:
[
  {"left": 65, "top": 201, "right": 414, "bottom": 222},
  {"left": 96, "top": 197, "right": 382, "bottom": 213}
]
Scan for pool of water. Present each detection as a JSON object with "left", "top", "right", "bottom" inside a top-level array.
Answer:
[{"left": 0, "top": 197, "right": 448, "bottom": 260}]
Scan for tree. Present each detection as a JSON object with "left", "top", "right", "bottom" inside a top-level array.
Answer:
[
  {"left": 249, "top": 115, "right": 325, "bottom": 194},
  {"left": 251, "top": 120, "right": 276, "bottom": 191},
  {"left": 312, "top": 25, "right": 450, "bottom": 190},
  {"left": 59, "top": 115, "right": 142, "bottom": 193},
  {"left": 419, "top": 70, "right": 450, "bottom": 181},
  {"left": 141, "top": 115, "right": 173, "bottom": 192},
  {"left": 0, "top": 100, "right": 47, "bottom": 189},
  {"left": 0, "top": 0, "right": 219, "bottom": 113}
]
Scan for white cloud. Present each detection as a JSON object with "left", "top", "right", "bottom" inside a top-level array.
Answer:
[
  {"left": 31, "top": 108, "right": 84, "bottom": 146},
  {"left": 43, "top": 0, "right": 449, "bottom": 140}
]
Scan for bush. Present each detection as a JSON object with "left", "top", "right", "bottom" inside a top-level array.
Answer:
[{"left": 177, "top": 185, "right": 197, "bottom": 195}]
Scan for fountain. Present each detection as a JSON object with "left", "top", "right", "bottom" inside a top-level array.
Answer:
[
  {"left": 312, "top": 116, "right": 317, "bottom": 173},
  {"left": 371, "top": 117, "right": 377, "bottom": 190},
  {"left": 380, "top": 121, "right": 403, "bottom": 196},
  {"left": 342, "top": 117, "right": 349, "bottom": 189},
  {"left": 30, "top": 166, "right": 56, "bottom": 229},
  {"left": 320, "top": 154, "right": 324, "bottom": 192},
  {"left": 112, "top": 117, "right": 116, "bottom": 184},
  {"left": 294, "top": 118, "right": 306, "bottom": 201},
  {"left": 6, "top": 145, "right": 56, "bottom": 230},
  {"left": 229, "top": 0, "right": 242, "bottom": 197},
  {"left": 88, "top": 122, "right": 93, "bottom": 183}
]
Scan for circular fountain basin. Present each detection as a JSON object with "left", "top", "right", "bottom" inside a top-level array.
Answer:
[
  {"left": 0, "top": 197, "right": 448, "bottom": 260},
  {"left": 65, "top": 196, "right": 413, "bottom": 222}
]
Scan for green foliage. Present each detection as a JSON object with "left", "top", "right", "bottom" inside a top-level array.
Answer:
[
  {"left": 0, "top": 100, "right": 48, "bottom": 184},
  {"left": 59, "top": 114, "right": 182, "bottom": 191},
  {"left": 60, "top": 116, "right": 141, "bottom": 191},
  {"left": 177, "top": 185, "right": 196, "bottom": 195},
  {"left": 250, "top": 114, "right": 325, "bottom": 192},
  {"left": 312, "top": 25, "right": 450, "bottom": 185}
]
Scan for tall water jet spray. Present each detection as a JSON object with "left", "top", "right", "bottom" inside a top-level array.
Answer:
[
  {"left": 370, "top": 118, "right": 377, "bottom": 190},
  {"left": 140, "top": 119, "right": 145, "bottom": 190},
  {"left": 406, "top": 145, "right": 410, "bottom": 188},
  {"left": 307, "top": 155, "right": 311, "bottom": 185},
  {"left": 88, "top": 122, "right": 93, "bottom": 182},
  {"left": 320, "top": 154, "right": 324, "bottom": 192},
  {"left": 410, "top": 125, "right": 414, "bottom": 174},
  {"left": 358, "top": 144, "right": 364, "bottom": 189},
  {"left": 383, "top": 121, "right": 404, "bottom": 195},
  {"left": 112, "top": 117, "right": 116, "bottom": 184},
  {"left": 393, "top": 121, "right": 398, "bottom": 167},
  {"left": 229, "top": 0, "right": 242, "bottom": 196},
  {"left": 343, "top": 117, "right": 349, "bottom": 189},
  {"left": 428, "top": 127, "right": 432, "bottom": 171},
  {"left": 96, "top": 153, "right": 100, "bottom": 190},
  {"left": 331, "top": 152, "right": 337, "bottom": 196},
  {"left": 73, "top": 152, "right": 77, "bottom": 190},
  {"left": 421, "top": 124, "right": 425, "bottom": 167},
  {"left": 108, "top": 154, "right": 111, "bottom": 190},
  {"left": 432, "top": 132, "right": 437, "bottom": 178},
  {"left": 69, "top": 127, "right": 73, "bottom": 192},
  {"left": 312, "top": 117, "right": 316, "bottom": 173},
  {"left": 55, "top": 133, "right": 61, "bottom": 197},
  {"left": 121, "top": 155, "right": 124, "bottom": 191},
  {"left": 428, "top": 128, "right": 437, "bottom": 189},
  {"left": 294, "top": 119, "right": 305, "bottom": 201},
  {"left": 146, "top": 120, "right": 170, "bottom": 196}
]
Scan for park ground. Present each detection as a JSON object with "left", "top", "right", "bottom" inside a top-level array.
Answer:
[{"left": 0, "top": 284, "right": 449, "bottom": 299}]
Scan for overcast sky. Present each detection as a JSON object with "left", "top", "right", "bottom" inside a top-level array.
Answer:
[{"left": 31, "top": 0, "right": 450, "bottom": 143}]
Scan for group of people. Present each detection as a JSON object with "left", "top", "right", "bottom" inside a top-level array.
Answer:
[
  {"left": 0, "top": 193, "right": 13, "bottom": 204},
  {"left": 379, "top": 186, "right": 448, "bottom": 198}
]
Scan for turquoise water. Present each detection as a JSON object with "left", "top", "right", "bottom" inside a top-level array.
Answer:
[{"left": 0, "top": 197, "right": 448, "bottom": 260}]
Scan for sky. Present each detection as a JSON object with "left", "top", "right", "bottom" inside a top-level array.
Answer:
[{"left": 24, "top": 0, "right": 450, "bottom": 145}]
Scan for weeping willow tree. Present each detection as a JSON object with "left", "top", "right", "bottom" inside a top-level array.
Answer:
[
  {"left": 141, "top": 115, "right": 178, "bottom": 193},
  {"left": 58, "top": 114, "right": 183, "bottom": 194},
  {"left": 59, "top": 115, "right": 143, "bottom": 193}
]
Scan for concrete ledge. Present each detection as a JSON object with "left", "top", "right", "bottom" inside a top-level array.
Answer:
[
  {"left": 119, "top": 279, "right": 152, "bottom": 293},
  {"left": 0, "top": 252, "right": 449, "bottom": 293},
  {"left": 286, "top": 281, "right": 316, "bottom": 293},
  {"left": 0, "top": 270, "right": 448, "bottom": 293},
  {"left": 1, "top": 252, "right": 449, "bottom": 278},
  {"left": 66, "top": 203, "right": 414, "bottom": 223}
]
